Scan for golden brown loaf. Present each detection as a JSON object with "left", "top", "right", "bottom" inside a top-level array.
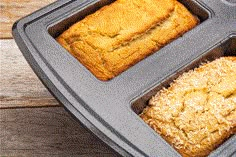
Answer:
[
  {"left": 140, "top": 57, "right": 236, "bottom": 157},
  {"left": 57, "top": 0, "right": 198, "bottom": 80}
]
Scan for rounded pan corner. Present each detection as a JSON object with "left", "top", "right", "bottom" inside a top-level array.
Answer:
[
  {"left": 12, "top": 18, "right": 26, "bottom": 40},
  {"left": 12, "top": 19, "right": 20, "bottom": 34}
]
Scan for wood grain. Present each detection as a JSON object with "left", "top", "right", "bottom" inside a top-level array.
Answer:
[
  {"left": 0, "top": 0, "right": 56, "bottom": 39},
  {"left": 0, "top": 39, "right": 60, "bottom": 108},
  {"left": 0, "top": 1, "right": 119, "bottom": 156},
  {"left": 0, "top": 107, "right": 119, "bottom": 157}
]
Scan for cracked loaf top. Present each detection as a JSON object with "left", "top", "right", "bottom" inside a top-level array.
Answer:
[
  {"left": 140, "top": 57, "right": 236, "bottom": 157},
  {"left": 57, "top": 0, "right": 198, "bottom": 80}
]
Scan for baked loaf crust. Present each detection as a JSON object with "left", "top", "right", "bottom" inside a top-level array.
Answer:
[
  {"left": 57, "top": 0, "right": 198, "bottom": 80},
  {"left": 140, "top": 57, "right": 236, "bottom": 157}
]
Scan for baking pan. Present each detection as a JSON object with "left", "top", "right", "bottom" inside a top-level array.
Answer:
[{"left": 12, "top": 0, "right": 236, "bottom": 156}]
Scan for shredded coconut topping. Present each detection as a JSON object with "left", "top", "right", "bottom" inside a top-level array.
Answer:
[{"left": 140, "top": 57, "right": 236, "bottom": 157}]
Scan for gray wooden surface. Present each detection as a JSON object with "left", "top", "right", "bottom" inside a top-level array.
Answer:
[
  {"left": 0, "top": 1, "right": 120, "bottom": 156},
  {"left": 0, "top": 0, "right": 55, "bottom": 39},
  {"left": 0, "top": 107, "right": 119, "bottom": 156},
  {"left": 0, "top": 40, "right": 59, "bottom": 108}
]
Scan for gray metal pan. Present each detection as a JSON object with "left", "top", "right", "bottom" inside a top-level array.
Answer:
[{"left": 12, "top": 0, "right": 236, "bottom": 156}]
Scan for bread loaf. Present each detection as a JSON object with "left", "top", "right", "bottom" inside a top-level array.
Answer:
[
  {"left": 140, "top": 57, "right": 236, "bottom": 157},
  {"left": 57, "top": 0, "right": 198, "bottom": 80}
]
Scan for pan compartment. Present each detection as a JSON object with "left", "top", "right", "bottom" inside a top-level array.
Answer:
[
  {"left": 47, "top": 0, "right": 210, "bottom": 81},
  {"left": 131, "top": 36, "right": 236, "bottom": 156},
  {"left": 48, "top": 0, "right": 210, "bottom": 38},
  {"left": 132, "top": 36, "right": 235, "bottom": 114}
]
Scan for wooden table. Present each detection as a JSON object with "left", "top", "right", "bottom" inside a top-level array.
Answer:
[{"left": 0, "top": 1, "right": 119, "bottom": 156}]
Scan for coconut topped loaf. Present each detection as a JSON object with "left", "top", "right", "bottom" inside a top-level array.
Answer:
[
  {"left": 57, "top": 0, "right": 198, "bottom": 80},
  {"left": 140, "top": 57, "right": 236, "bottom": 157}
]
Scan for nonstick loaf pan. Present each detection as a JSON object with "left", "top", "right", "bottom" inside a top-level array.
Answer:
[{"left": 12, "top": 0, "right": 236, "bottom": 156}]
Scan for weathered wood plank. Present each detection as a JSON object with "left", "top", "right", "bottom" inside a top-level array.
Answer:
[
  {"left": 0, "top": 107, "right": 119, "bottom": 157},
  {"left": 1, "top": 1, "right": 118, "bottom": 156},
  {"left": 0, "top": 39, "right": 60, "bottom": 108},
  {"left": 0, "top": 0, "right": 56, "bottom": 39}
]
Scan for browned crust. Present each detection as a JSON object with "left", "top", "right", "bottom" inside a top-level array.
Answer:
[
  {"left": 57, "top": 0, "right": 198, "bottom": 80},
  {"left": 140, "top": 57, "right": 236, "bottom": 157}
]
